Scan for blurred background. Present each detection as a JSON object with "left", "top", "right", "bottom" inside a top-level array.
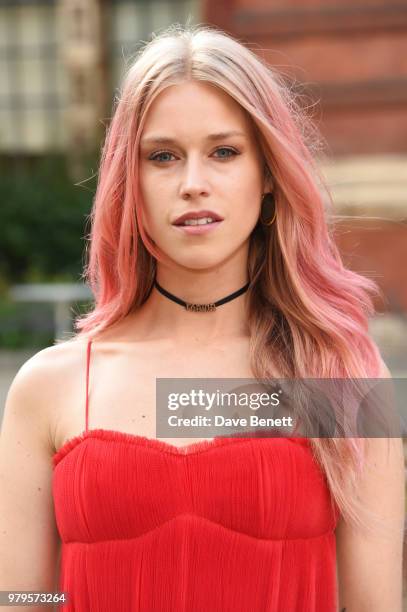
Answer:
[{"left": 0, "top": 0, "right": 406, "bottom": 594}]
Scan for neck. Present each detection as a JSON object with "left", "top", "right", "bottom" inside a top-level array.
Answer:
[{"left": 134, "top": 266, "right": 251, "bottom": 344}]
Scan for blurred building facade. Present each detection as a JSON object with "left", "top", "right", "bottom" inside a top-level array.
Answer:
[
  {"left": 204, "top": 0, "right": 407, "bottom": 155},
  {"left": 0, "top": 0, "right": 199, "bottom": 154}
]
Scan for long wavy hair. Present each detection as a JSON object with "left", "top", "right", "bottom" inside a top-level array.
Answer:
[{"left": 69, "top": 24, "right": 388, "bottom": 533}]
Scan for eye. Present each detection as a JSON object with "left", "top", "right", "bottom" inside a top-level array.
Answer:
[
  {"left": 148, "top": 150, "right": 176, "bottom": 163},
  {"left": 213, "top": 147, "right": 239, "bottom": 160},
  {"left": 148, "top": 147, "right": 240, "bottom": 163}
]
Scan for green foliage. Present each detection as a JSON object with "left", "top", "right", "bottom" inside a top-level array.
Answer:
[
  {"left": 0, "top": 154, "right": 99, "bottom": 348},
  {"left": 0, "top": 154, "right": 98, "bottom": 286}
]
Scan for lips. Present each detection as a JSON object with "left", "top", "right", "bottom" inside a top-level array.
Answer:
[{"left": 172, "top": 210, "right": 224, "bottom": 226}]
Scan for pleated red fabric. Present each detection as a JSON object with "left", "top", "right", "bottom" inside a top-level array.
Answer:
[{"left": 52, "top": 340, "right": 340, "bottom": 611}]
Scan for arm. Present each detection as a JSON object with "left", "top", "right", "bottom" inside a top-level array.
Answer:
[
  {"left": 0, "top": 349, "right": 61, "bottom": 610},
  {"left": 336, "top": 360, "right": 405, "bottom": 611}
]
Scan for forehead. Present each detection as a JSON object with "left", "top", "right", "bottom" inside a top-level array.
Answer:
[{"left": 141, "top": 80, "right": 253, "bottom": 137}]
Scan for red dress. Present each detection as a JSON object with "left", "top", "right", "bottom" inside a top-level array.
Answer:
[{"left": 52, "top": 340, "right": 340, "bottom": 611}]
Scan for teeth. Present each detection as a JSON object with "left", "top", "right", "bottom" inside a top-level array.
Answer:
[{"left": 183, "top": 217, "right": 215, "bottom": 226}]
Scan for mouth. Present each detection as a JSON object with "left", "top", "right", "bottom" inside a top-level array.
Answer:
[
  {"left": 173, "top": 217, "right": 219, "bottom": 227},
  {"left": 172, "top": 210, "right": 224, "bottom": 227},
  {"left": 172, "top": 217, "right": 223, "bottom": 235}
]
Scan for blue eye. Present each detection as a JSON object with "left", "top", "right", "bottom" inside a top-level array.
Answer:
[
  {"left": 213, "top": 147, "right": 238, "bottom": 159},
  {"left": 149, "top": 151, "right": 176, "bottom": 163},
  {"left": 148, "top": 146, "right": 239, "bottom": 164}
]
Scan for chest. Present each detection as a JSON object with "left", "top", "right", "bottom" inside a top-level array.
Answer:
[{"left": 56, "top": 339, "right": 256, "bottom": 449}]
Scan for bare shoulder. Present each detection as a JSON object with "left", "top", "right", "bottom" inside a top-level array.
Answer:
[
  {"left": 0, "top": 338, "right": 88, "bottom": 590},
  {"left": 2, "top": 337, "right": 88, "bottom": 454}
]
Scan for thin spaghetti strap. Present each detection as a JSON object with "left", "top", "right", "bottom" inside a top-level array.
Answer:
[{"left": 85, "top": 339, "right": 92, "bottom": 432}]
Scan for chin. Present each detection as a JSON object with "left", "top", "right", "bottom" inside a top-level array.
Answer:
[{"left": 170, "top": 252, "right": 225, "bottom": 271}]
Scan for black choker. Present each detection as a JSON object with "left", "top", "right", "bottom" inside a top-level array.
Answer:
[{"left": 154, "top": 279, "right": 250, "bottom": 312}]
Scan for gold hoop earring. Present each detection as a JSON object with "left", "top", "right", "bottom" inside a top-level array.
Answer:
[{"left": 260, "top": 192, "right": 276, "bottom": 226}]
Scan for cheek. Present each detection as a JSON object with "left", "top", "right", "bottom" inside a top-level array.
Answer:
[
  {"left": 230, "top": 166, "right": 262, "bottom": 218},
  {"left": 234, "top": 154, "right": 262, "bottom": 185},
  {"left": 143, "top": 204, "right": 163, "bottom": 240},
  {"left": 139, "top": 165, "right": 154, "bottom": 203},
  {"left": 139, "top": 172, "right": 166, "bottom": 228}
]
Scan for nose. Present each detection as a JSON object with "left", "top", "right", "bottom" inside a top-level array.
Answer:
[{"left": 179, "top": 156, "right": 210, "bottom": 200}]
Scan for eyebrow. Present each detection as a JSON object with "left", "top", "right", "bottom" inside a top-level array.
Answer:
[{"left": 140, "top": 131, "right": 247, "bottom": 147}]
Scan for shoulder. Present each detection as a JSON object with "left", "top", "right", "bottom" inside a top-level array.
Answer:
[
  {"left": 3, "top": 338, "right": 89, "bottom": 450},
  {"left": 8, "top": 337, "right": 88, "bottom": 398}
]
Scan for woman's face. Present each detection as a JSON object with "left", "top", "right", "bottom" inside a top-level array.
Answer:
[{"left": 139, "top": 80, "right": 267, "bottom": 270}]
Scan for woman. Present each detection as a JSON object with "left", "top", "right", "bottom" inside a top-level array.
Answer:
[{"left": 0, "top": 24, "right": 404, "bottom": 612}]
